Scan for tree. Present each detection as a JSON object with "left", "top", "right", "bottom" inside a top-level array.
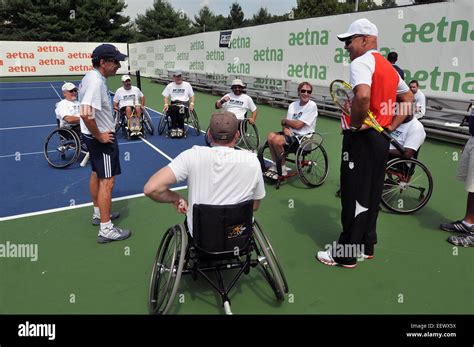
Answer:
[
  {"left": 193, "top": 5, "right": 227, "bottom": 32},
  {"left": 381, "top": 0, "right": 397, "bottom": 8},
  {"left": 135, "top": 0, "right": 192, "bottom": 40},
  {"left": 249, "top": 7, "right": 273, "bottom": 26},
  {"left": 293, "top": 0, "right": 381, "bottom": 19},
  {"left": 227, "top": 2, "right": 245, "bottom": 28},
  {"left": 0, "top": 0, "right": 132, "bottom": 42}
]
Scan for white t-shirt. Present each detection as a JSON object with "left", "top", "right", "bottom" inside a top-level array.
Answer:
[
  {"left": 55, "top": 99, "right": 80, "bottom": 128},
  {"left": 113, "top": 86, "right": 143, "bottom": 109},
  {"left": 162, "top": 81, "right": 194, "bottom": 102},
  {"left": 413, "top": 90, "right": 426, "bottom": 119},
  {"left": 287, "top": 100, "right": 318, "bottom": 135},
  {"left": 78, "top": 69, "right": 114, "bottom": 135},
  {"left": 390, "top": 118, "right": 426, "bottom": 152},
  {"left": 221, "top": 92, "right": 257, "bottom": 120},
  {"left": 168, "top": 145, "right": 266, "bottom": 235}
]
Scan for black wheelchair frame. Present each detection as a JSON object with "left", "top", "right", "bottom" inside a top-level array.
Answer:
[
  {"left": 148, "top": 200, "right": 288, "bottom": 315},
  {"left": 258, "top": 132, "right": 329, "bottom": 189},
  {"left": 114, "top": 106, "right": 155, "bottom": 140},
  {"left": 158, "top": 102, "right": 201, "bottom": 138}
]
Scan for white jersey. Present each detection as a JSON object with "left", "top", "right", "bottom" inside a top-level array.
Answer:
[
  {"left": 413, "top": 90, "right": 426, "bottom": 119},
  {"left": 168, "top": 145, "right": 266, "bottom": 235},
  {"left": 287, "top": 100, "right": 318, "bottom": 135},
  {"left": 390, "top": 117, "right": 426, "bottom": 152},
  {"left": 162, "top": 81, "right": 194, "bottom": 102},
  {"left": 221, "top": 92, "right": 257, "bottom": 120},
  {"left": 55, "top": 99, "right": 80, "bottom": 128},
  {"left": 113, "top": 86, "right": 143, "bottom": 108},
  {"left": 78, "top": 69, "right": 114, "bottom": 135}
]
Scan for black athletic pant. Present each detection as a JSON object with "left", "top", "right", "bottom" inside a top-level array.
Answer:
[
  {"left": 169, "top": 101, "right": 188, "bottom": 129},
  {"left": 334, "top": 129, "right": 389, "bottom": 265}
]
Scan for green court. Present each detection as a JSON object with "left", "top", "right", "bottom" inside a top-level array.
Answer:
[{"left": 0, "top": 75, "right": 471, "bottom": 314}]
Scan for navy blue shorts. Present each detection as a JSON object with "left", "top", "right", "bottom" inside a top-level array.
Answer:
[
  {"left": 277, "top": 131, "right": 299, "bottom": 152},
  {"left": 82, "top": 133, "right": 121, "bottom": 179}
]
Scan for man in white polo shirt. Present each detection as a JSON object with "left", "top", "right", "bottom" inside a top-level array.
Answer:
[
  {"left": 79, "top": 44, "right": 131, "bottom": 244},
  {"left": 113, "top": 75, "right": 145, "bottom": 136},
  {"left": 144, "top": 111, "right": 265, "bottom": 236}
]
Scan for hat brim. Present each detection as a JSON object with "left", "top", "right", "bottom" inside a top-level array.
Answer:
[
  {"left": 337, "top": 33, "right": 353, "bottom": 41},
  {"left": 115, "top": 52, "right": 127, "bottom": 61},
  {"left": 231, "top": 84, "right": 245, "bottom": 87}
]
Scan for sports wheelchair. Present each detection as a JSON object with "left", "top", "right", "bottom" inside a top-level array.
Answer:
[
  {"left": 381, "top": 154, "right": 433, "bottom": 214},
  {"left": 157, "top": 102, "right": 201, "bottom": 138},
  {"left": 44, "top": 123, "right": 89, "bottom": 169},
  {"left": 148, "top": 200, "right": 288, "bottom": 315},
  {"left": 204, "top": 117, "right": 260, "bottom": 152},
  {"left": 114, "top": 106, "right": 155, "bottom": 140},
  {"left": 258, "top": 132, "right": 329, "bottom": 189}
]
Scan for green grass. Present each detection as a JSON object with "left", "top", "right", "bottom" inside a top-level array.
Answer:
[{"left": 0, "top": 76, "right": 472, "bottom": 314}]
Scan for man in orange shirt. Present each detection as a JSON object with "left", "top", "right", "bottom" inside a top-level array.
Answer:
[{"left": 317, "top": 18, "right": 413, "bottom": 268}]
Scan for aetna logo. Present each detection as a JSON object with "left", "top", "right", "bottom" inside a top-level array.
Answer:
[{"left": 18, "top": 321, "right": 56, "bottom": 341}]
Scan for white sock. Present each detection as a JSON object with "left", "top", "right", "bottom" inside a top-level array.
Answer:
[
  {"left": 100, "top": 221, "right": 112, "bottom": 232},
  {"left": 462, "top": 220, "right": 473, "bottom": 227},
  {"left": 93, "top": 207, "right": 100, "bottom": 218}
]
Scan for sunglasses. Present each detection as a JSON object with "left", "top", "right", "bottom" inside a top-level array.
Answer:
[
  {"left": 344, "top": 35, "right": 365, "bottom": 46},
  {"left": 67, "top": 89, "right": 78, "bottom": 93},
  {"left": 300, "top": 89, "right": 312, "bottom": 94},
  {"left": 105, "top": 58, "right": 120, "bottom": 65}
]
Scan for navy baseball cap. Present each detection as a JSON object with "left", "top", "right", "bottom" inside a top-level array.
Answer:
[{"left": 92, "top": 44, "right": 127, "bottom": 61}]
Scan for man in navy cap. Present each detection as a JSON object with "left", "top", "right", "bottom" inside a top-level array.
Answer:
[{"left": 78, "top": 44, "right": 131, "bottom": 244}]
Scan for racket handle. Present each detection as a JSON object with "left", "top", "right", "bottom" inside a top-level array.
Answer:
[
  {"left": 80, "top": 152, "right": 90, "bottom": 167},
  {"left": 381, "top": 131, "right": 406, "bottom": 154}
]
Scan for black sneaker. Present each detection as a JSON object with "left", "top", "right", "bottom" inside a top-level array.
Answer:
[
  {"left": 447, "top": 234, "right": 474, "bottom": 247},
  {"left": 440, "top": 220, "right": 474, "bottom": 234}
]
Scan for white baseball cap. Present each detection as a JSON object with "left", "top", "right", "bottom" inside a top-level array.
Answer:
[
  {"left": 61, "top": 82, "right": 77, "bottom": 91},
  {"left": 231, "top": 79, "right": 245, "bottom": 87},
  {"left": 121, "top": 75, "right": 131, "bottom": 82},
  {"left": 337, "top": 18, "right": 378, "bottom": 41}
]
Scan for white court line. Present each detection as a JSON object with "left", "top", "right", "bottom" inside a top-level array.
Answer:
[
  {"left": 0, "top": 186, "right": 188, "bottom": 222},
  {"left": 139, "top": 136, "right": 173, "bottom": 161},
  {"left": 50, "top": 83, "right": 62, "bottom": 100},
  {"left": 0, "top": 124, "right": 57, "bottom": 131}
]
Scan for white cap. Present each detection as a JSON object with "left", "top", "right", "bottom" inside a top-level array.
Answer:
[
  {"left": 231, "top": 79, "right": 245, "bottom": 87},
  {"left": 337, "top": 18, "right": 378, "bottom": 41},
  {"left": 121, "top": 75, "right": 131, "bottom": 82},
  {"left": 61, "top": 82, "right": 77, "bottom": 91},
  {"left": 173, "top": 69, "right": 182, "bottom": 76}
]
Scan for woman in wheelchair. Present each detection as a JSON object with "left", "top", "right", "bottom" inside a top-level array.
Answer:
[
  {"left": 265, "top": 81, "right": 318, "bottom": 179},
  {"left": 113, "top": 75, "right": 145, "bottom": 137}
]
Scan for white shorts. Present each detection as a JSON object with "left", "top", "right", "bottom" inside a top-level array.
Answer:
[{"left": 457, "top": 137, "right": 474, "bottom": 192}]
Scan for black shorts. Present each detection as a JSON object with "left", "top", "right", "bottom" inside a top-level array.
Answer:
[
  {"left": 82, "top": 134, "right": 121, "bottom": 179},
  {"left": 277, "top": 132, "right": 299, "bottom": 152}
]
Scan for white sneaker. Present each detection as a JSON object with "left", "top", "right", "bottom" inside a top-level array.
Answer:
[
  {"left": 282, "top": 165, "right": 288, "bottom": 176},
  {"left": 97, "top": 225, "right": 131, "bottom": 244},
  {"left": 316, "top": 250, "right": 357, "bottom": 268},
  {"left": 170, "top": 129, "right": 177, "bottom": 137}
]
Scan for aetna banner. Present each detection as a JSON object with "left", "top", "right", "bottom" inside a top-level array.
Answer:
[{"left": 219, "top": 31, "right": 232, "bottom": 48}]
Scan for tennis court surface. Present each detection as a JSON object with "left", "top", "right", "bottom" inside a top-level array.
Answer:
[{"left": 0, "top": 75, "right": 472, "bottom": 314}]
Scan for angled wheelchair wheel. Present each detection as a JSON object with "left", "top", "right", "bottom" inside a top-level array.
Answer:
[
  {"left": 44, "top": 128, "right": 81, "bottom": 168},
  {"left": 143, "top": 109, "right": 155, "bottom": 136},
  {"left": 296, "top": 140, "right": 329, "bottom": 187},
  {"left": 381, "top": 158, "right": 433, "bottom": 214},
  {"left": 204, "top": 127, "right": 211, "bottom": 146},
  {"left": 257, "top": 141, "right": 278, "bottom": 182},
  {"left": 114, "top": 111, "right": 123, "bottom": 134},
  {"left": 240, "top": 120, "right": 259, "bottom": 152},
  {"left": 149, "top": 224, "right": 188, "bottom": 315},
  {"left": 252, "top": 221, "right": 286, "bottom": 301},
  {"left": 158, "top": 114, "right": 168, "bottom": 136},
  {"left": 187, "top": 109, "right": 201, "bottom": 136}
]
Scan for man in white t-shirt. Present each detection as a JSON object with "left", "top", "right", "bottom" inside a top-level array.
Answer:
[
  {"left": 409, "top": 80, "right": 426, "bottom": 119},
  {"left": 79, "top": 44, "right": 131, "bottom": 244},
  {"left": 162, "top": 70, "right": 195, "bottom": 138},
  {"left": 388, "top": 115, "right": 426, "bottom": 159},
  {"left": 144, "top": 111, "right": 265, "bottom": 236},
  {"left": 55, "top": 82, "right": 80, "bottom": 128},
  {"left": 113, "top": 75, "right": 145, "bottom": 135},
  {"left": 265, "top": 81, "right": 318, "bottom": 178},
  {"left": 215, "top": 79, "right": 257, "bottom": 124}
]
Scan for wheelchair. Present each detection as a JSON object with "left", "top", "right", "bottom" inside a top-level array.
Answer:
[
  {"left": 148, "top": 200, "right": 288, "bottom": 315},
  {"left": 258, "top": 132, "right": 329, "bottom": 189},
  {"left": 381, "top": 155, "right": 433, "bottom": 214},
  {"left": 114, "top": 106, "right": 155, "bottom": 140},
  {"left": 204, "top": 117, "right": 260, "bottom": 152},
  {"left": 44, "top": 122, "right": 89, "bottom": 169},
  {"left": 157, "top": 102, "right": 201, "bottom": 138}
]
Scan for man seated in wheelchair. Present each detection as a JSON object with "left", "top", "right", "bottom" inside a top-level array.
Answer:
[
  {"left": 215, "top": 79, "right": 257, "bottom": 125},
  {"left": 162, "top": 70, "right": 195, "bottom": 138},
  {"left": 387, "top": 110, "right": 426, "bottom": 160},
  {"left": 55, "top": 82, "right": 80, "bottom": 132},
  {"left": 144, "top": 111, "right": 265, "bottom": 239},
  {"left": 113, "top": 75, "right": 145, "bottom": 136},
  {"left": 264, "top": 81, "right": 318, "bottom": 179}
]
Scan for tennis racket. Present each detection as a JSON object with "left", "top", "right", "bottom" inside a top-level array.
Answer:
[
  {"left": 80, "top": 152, "right": 90, "bottom": 167},
  {"left": 329, "top": 79, "right": 406, "bottom": 154}
]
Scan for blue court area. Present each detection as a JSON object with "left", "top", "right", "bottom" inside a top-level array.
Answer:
[{"left": 0, "top": 81, "right": 204, "bottom": 218}]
